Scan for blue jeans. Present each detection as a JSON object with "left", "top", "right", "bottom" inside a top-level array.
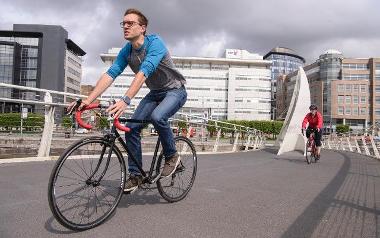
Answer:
[{"left": 125, "top": 86, "right": 187, "bottom": 175}]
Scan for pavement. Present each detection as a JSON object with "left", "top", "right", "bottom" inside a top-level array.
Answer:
[{"left": 0, "top": 148, "right": 379, "bottom": 238}]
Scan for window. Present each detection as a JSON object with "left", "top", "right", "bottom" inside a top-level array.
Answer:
[
  {"left": 351, "top": 95, "right": 358, "bottom": 104},
  {"left": 376, "top": 86, "right": 380, "bottom": 93},
  {"left": 376, "top": 97, "right": 380, "bottom": 104},
  {"left": 343, "top": 63, "right": 369, "bottom": 70},
  {"left": 360, "top": 108, "right": 366, "bottom": 115},
  {"left": 360, "top": 96, "right": 366, "bottom": 104},
  {"left": 338, "top": 106, "right": 344, "bottom": 115},
  {"left": 343, "top": 74, "right": 370, "bottom": 80},
  {"left": 337, "top": 84, "right": 344, "bottom": 92},
  {"left": 338, "top": 96, "right": 344, "bottom": 104},
  {"left": 191, "top": 63, "right": 210, "bottom": 70},
  {"left": 353, "top": 85, "right": 359, "bottom": 93},
  {"left": 345, "top": 107, "right": 351, "bottom": 115},
  {"left": 353, "top": 107, "right": 359, "bottom": 115},
  {"left": 345, "top": 96, "right": 351, "bottom": 104},
  {"left": 361, "top": 84, "right": 367, "bottom": 93},
  {"left": 345, "top": 84, "right": 351, "bottom": 93},
  {"left": 376, "top": 109, "right": 380, "bottom": 116}
]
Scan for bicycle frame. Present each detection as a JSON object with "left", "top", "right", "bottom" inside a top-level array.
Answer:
[
  {"left": 307, "top": 132, "right": 317, "bottom": 156},
  {"left": 108, "top": 118, "right": 163, "bottom": 184},
  {"left": 74, "top": 103, "right": 164, "bottom": 185}
]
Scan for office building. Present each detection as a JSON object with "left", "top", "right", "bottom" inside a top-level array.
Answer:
[
  {"left": 100, "top": 48, "right": 272, "bottom": 120},
  {"left": 277, "top": 49, "right": 380, "bottom": 131},
  {"left": 0, "top": 24, "right": 85, "bottom": 113}
]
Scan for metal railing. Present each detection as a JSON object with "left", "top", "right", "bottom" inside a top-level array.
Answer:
[
  {"left": 322, "top": 134, "right": 380, "bottom": 160},
  {"left": 0, "top": 83, "right": 266, "bottom": 158}
]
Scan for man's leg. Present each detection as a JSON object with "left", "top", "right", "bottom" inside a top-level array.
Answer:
[
  {"left": 150, "top": 87, "right": 187, "bottom": 177},
  {"left": 125, "top": 93, "right": 157, "bottom": 176},
  {"left": 315, "top": 129, "right": 322, "bottom": 158}
]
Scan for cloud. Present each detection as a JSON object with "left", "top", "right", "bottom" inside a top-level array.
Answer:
[
  {"left": 168, "top": 32, "right": 228, "bottom": 57},
  {"left": 1, "top": 0, "right": 380, "bottom": 85}
]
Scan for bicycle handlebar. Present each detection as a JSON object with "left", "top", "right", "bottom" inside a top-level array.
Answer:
[{"left": 75, "top": 103, "right": 131, "bottom": 132}]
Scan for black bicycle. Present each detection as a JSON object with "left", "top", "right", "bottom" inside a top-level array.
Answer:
[{"left": 48, "top": 102, "right": 197, "bottom": 231}]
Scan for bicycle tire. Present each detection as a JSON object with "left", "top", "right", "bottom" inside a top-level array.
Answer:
[
  {"left": 156, "top": 136, "right": 197, "bottom": 203},
  {"left": 48, "top": 137, "right": 126, "bottom": 231},
  {"left": 305, "top": 142, "right": 311, "bottom": 164}
]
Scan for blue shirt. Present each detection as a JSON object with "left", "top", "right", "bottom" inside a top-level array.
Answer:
[{"left": 106, "top": 34, "right": 185, "bottom": 90}]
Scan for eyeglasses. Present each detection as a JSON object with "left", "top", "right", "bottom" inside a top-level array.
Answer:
[{"left": 119, "top": 21, "right": 141, "bottom": 28}]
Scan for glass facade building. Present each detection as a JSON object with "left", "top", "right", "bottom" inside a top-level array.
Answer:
[
  {"left": 0, "top": 25, "right": 85, "bottom": 115},
  {"left": 264, "top": 47, "right": 305, "bottom": 119},
  {"left": 0, "top": 32, "right": 41, "bottom": 112}
]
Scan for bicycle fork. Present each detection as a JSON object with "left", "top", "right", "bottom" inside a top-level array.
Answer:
[{"left": 86, "top": 136, "right": 115, "bottom": 187}]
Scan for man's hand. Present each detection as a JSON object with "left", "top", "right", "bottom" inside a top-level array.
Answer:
[
  {"left": 66, "top": 99, "right": 90, "bottom": 115},
  {"left": 317, "top": 128, "right": 320, "bottom": 132},
  {"left": 106, "top": 100, "right": 127, "bottom": 119}
]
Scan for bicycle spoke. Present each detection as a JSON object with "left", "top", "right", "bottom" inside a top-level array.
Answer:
[{"left": 62, "top": 164, "right": 88, "bottom": 181}]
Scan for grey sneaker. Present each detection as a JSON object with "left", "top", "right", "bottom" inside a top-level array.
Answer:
[
  {"left": 161, "top": 153, "right": 181, "bottom": 178},
  {"left": 124, "top": 175, "right": 142, "bottom": 193}
]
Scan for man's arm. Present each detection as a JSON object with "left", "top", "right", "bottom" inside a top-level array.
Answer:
[
  {"left": 67, "top": 73, "right": 113, "bottom": 112},
  {"left": 106, "top": 72, "right": 146, "bottom": 118},
  {"left": 302, "top": 114, "right": 309, "bottom": 129},
  {"left": 83, "top": 73, "right": 114, "bottom": 105}
]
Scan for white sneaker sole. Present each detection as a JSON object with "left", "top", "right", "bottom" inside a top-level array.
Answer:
[
  {"left": 123, "top": 185, "right": 138, "bottom": 193},
  {"left": 161, "top": 156, "right": 181, "bottom": 178}
]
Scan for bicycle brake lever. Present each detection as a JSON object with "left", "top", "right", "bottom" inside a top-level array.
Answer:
[{"left": 66, "top": 98, "right": 82, "bottom": 116}]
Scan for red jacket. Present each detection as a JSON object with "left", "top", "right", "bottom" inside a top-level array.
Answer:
[{"left": 302, "top": 112, "right": 323, "bottom": 129}]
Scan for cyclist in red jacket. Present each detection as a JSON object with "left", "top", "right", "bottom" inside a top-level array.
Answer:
[{"left": 302, "top": 104, "right": 323, "bottom": 159}]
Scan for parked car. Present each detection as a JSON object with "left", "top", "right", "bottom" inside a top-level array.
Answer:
[{"left": 75, "top": 128, "right": 88, "bottom": 134}]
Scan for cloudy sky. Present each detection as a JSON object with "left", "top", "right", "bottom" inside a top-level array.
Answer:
[{"left": 1, "top": 0, "right": 380, "bottom": 84}]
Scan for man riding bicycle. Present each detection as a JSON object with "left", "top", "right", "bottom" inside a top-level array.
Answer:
[
  {"left": 302, "top": 104, "right": 323, "bottom": 159},
  {"left": 67, "top": 8, "right": 187, "bottom": 192}
]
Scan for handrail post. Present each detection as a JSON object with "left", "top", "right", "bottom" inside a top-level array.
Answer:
[
  {"left": 245, "top": 130, "right": 252, "bottom": 151},
  {"left": 370, "top": 136, "right": 380, "bottom": 158},
  {"left": 355, "top": 136, "right": 362, "bottom": 153},
  {"left": 232, "top": 126, "right": 240, "bottom": 152},
  {"left": 38, "top": 92, "right": 55, "bottom": 157},
  {"left": 347, "top": 137, "right": 353, "bottom": 152},
  {"left": 213, "top": 123, "right": 221, "bottom": 153},
  {"left": 361, "top": 136, "right": 370, "bottom": 156}
]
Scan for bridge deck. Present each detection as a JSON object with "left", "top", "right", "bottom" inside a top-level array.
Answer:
[{"left": 0, "top": 149, "right": 379, "bottom": 237}]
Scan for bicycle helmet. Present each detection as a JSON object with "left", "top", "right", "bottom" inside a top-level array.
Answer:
[{"left": 309, "top": 104, "right": 317, "bottom": 110}]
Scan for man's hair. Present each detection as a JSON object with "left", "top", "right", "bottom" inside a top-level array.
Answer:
[{"left": 124, "top": 8, "right": 148, "bottom": 35}]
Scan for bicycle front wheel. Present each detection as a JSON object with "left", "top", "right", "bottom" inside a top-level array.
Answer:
[
  {"left": 305, "top": 143, "right": 311, "bottom": 164},
  {"left": 48, "top": 137, "right": 126, "bottom": 231},
  {"left": 156, "top": 136, "right": 197, "bottom": 202}
]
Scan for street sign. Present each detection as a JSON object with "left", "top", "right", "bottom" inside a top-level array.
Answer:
[{"left": 21, "top": 107, "right": 28, "bottom": 119}]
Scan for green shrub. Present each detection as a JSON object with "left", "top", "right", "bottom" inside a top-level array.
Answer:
[
  {"left": 0, "top": 113, "right": 44, "bottom": 131},
  {"left": 204, "top": 120, "right": 283, "bottom": 139},
  {"left": 336, "top": 124, "right": 349, "bottom": 134}
]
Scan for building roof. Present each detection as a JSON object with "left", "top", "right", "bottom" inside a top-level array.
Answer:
[
  {"left": 0, "top": 30, "right": 43, "bottom": 38},
  {"left": 264, "top": 47, "right": 305, "bottom": 63},
  {"left": 323, "top": 49, "right": 342, "bottom": 55},
  {"left": 66, "top": 39, "right": 86, "bottom": 56}
]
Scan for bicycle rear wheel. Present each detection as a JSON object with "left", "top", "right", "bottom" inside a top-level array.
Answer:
[
  {"left": 156, "top": 136, "right": 197, "bottom": 202},
  {"left": 48, "top": 137, "right": 126, "bottom": 231}
]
